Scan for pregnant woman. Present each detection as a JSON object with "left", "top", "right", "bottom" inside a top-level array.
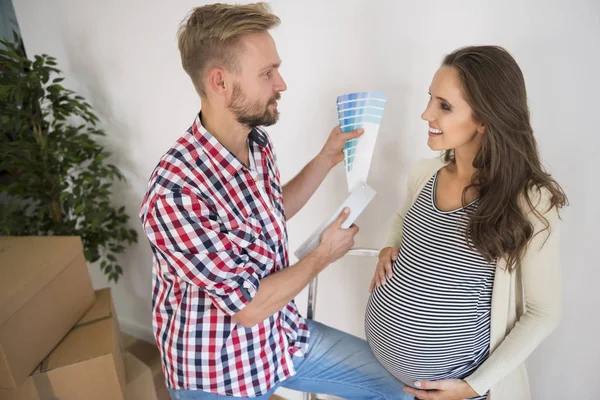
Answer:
[{"left": 365, "top": 46, "right": 567, "bottom": 400}]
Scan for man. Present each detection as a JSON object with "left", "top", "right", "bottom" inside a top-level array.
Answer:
[{"left": 140, "top": 3, "right": 410, "bottom": 399}]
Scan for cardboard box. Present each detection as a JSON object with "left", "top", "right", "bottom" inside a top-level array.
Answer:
[
  {"left": 123, "top": 336, "right": 170, "bottom": 400},
  {"left": 0, "top": 288, "right": 126, "bottom": 400},
  {"left": 0, "top": 236, "right": 95, "bottom": 389},
  {"left": 124, "top": 352, "right": 158, "bottom": 400}
]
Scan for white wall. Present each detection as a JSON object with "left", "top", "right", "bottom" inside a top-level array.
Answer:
[{"left": 12, "top": 1, "right": 599, "bottom": 399}]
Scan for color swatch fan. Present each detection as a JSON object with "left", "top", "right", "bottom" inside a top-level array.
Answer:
[
  {"left": 336, "top": 92, "right": 387, "bottom": 192},
  {"left": 294, "top": 91, "right": 385, "bottom": 261}
]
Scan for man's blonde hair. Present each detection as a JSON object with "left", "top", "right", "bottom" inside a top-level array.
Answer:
[{"left": 178, "top": 2, "right": 280, "bottom": 96}]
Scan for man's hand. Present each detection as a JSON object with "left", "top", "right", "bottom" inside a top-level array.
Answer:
[
  {"left": 316, "top": 207, "right": 360, "bottom": 265},
  {"left": 402, "top": 379, "right": 479, "bottom": 400},
  {"left": 281, "top": 126, "right": 364, "bottom": 220},
  {"left": 318, "top": 126, "right": 364, "bottom": 169}
]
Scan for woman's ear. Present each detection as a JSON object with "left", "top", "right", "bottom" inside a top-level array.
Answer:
[{"left": 477, "top": 122, "right": 485, "bottom": 134}]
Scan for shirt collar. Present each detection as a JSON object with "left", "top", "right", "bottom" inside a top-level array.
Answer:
[{"left": 191, "top": 113, "right": 267, "bottom": 182}]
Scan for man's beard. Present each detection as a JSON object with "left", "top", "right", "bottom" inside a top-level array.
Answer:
[{"left": 228, "top": 82, "right": 280, "bottom": 127}]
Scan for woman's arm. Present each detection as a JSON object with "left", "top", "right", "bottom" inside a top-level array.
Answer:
[
  {"left": 405, "top": 189, "right": 563, "bottom": 400},
  {"left": 464, "top": 190, "right": 563, "bottom": 395}
]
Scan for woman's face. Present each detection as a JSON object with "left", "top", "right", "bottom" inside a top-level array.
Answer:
[{"left": 421, "top": 65, "right": 485, "bottom": 153}]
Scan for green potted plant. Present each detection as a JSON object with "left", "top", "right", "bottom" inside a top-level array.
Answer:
[{"left": 0, "top": 34, "right": 137, "bottom": 282}]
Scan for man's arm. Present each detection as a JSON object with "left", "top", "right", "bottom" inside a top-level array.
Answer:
[
  {"left": 144, "top": 189, "right": 359, "bottom": 328},
  {"left": 234, "top": 244, "right": 327, "bottom": 327},
  {"left": 282, "top": 126, "right": 363, "bottom": 220},
  {"left": 234, "top": 207, "right": 357, "bottom": 327}
]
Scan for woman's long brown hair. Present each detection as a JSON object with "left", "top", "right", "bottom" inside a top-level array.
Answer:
[{"left": 442, "top": 46, "right": 568, "bottom": 270}]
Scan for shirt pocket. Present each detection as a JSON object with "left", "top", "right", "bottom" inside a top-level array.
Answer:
[
  {"left": 226, "top": 214, "right": 263, "bottom": 249},
  {"left": 227, "top": 214, "right": 275, "bottom": 278},
  {"left": 268, "top": 177, "right": 286, "bottom": 218}
]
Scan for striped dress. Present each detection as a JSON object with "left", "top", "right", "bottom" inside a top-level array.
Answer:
[{"left": 365, "top": 172, "right": 495, "bottom": 400}]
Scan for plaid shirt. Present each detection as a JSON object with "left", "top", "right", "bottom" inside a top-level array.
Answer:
[{"left": 140, "top": 113, "right": 310, "bottom": 396}]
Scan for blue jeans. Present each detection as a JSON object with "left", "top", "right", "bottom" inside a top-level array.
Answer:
[{"left": 169, "top": 319, "right": 413, "bottom": 400}]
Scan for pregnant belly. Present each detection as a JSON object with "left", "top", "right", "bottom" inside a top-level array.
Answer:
[{"left": 364, "top": 283, "right": 490, "bottom": 385}]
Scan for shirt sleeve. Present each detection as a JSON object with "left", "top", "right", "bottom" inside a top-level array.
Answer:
[{"left": 143, "top": 188, "right": 261, "bottom": 316}]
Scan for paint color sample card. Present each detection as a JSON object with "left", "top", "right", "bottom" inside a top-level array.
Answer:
[
  {"left": 294, "top": 182, "right": 376, "bottom": 260},
  {"left": 337, "top": 92, "right": 387, "bottom": 192}
]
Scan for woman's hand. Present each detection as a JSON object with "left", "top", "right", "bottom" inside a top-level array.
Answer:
[
  {"left": 369, "top": 246, "right": 399, "bottom": 292},
  {"left": 402, "top": 379, "right": 479, "bottom": 400}
]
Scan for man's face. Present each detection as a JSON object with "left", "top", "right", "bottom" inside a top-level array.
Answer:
[{"left": 227, "top": 31, "right": 287, "bottom": 127}]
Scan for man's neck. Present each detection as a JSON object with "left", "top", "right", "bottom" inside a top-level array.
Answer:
[{"left": 200, "top": 103, "right": 252, "bottom": 166}]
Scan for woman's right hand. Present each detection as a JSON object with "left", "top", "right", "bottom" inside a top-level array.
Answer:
[{"left": 368, "top": 246, "right": 399, "bottom": 293}]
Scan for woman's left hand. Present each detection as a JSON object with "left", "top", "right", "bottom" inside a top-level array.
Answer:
[{"left": 402, "top": 379, "right": 479, "bottom": 400}]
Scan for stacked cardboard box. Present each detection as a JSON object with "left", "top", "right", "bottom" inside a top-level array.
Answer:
[
  {"left": 0, "top": 236, "right": 95, "bottom": 390},
  {"left": 124, "top": 353, "right": 158, "bottom": 400},
  {"left": 0, "top": 237, "right": 159, "bottom": 400},
  {"left": 122, "top": 334, "right": 171, "bottom": 400}
]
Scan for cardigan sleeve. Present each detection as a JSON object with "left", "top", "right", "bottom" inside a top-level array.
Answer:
[
  {"left": 465, "top": 188, "right": 563, "bottom": 395},
  {"left": 383, "top": 171, "right": 417, "bottom": 248}
]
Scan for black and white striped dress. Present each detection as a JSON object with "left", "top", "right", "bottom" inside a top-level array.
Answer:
[{"left": 365, "top": 172, "right": 495, "bottom": 400}]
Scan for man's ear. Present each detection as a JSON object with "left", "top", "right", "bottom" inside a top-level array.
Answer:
[{"left": 206, "top": 67, "right": 228, "bottom": 97}]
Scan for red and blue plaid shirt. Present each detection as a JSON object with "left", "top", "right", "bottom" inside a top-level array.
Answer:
[{"left": 140, "top": 113, "right": 310, "bottom": 396}]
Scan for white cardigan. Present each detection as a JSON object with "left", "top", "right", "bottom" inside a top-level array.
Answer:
[{"left": 384, "top": 157, "right": 562, "bottom": 400}]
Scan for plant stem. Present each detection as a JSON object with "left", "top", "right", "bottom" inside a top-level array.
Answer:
[{"left": 31, "top": 83, "right": 62, "bottom": 224}]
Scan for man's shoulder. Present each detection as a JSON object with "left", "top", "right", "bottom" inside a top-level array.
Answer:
[
  {"left": 150, "top": 129, "right": 211, "bottom": 190},
  {"left": 161, "top": 130, "right": 199, "bottom": 167}
]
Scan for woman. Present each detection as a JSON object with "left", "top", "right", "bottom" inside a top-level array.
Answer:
[{"left": 365, "top": 46, "right": 567, "bottom": 400}]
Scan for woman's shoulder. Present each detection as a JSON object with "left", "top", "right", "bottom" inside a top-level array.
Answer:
[
  {"left": 521, "top": 185, "right": 556, "bottom": 216},
  {"left": 519, "top": 185, "right": 563, "bottom": 239}
]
